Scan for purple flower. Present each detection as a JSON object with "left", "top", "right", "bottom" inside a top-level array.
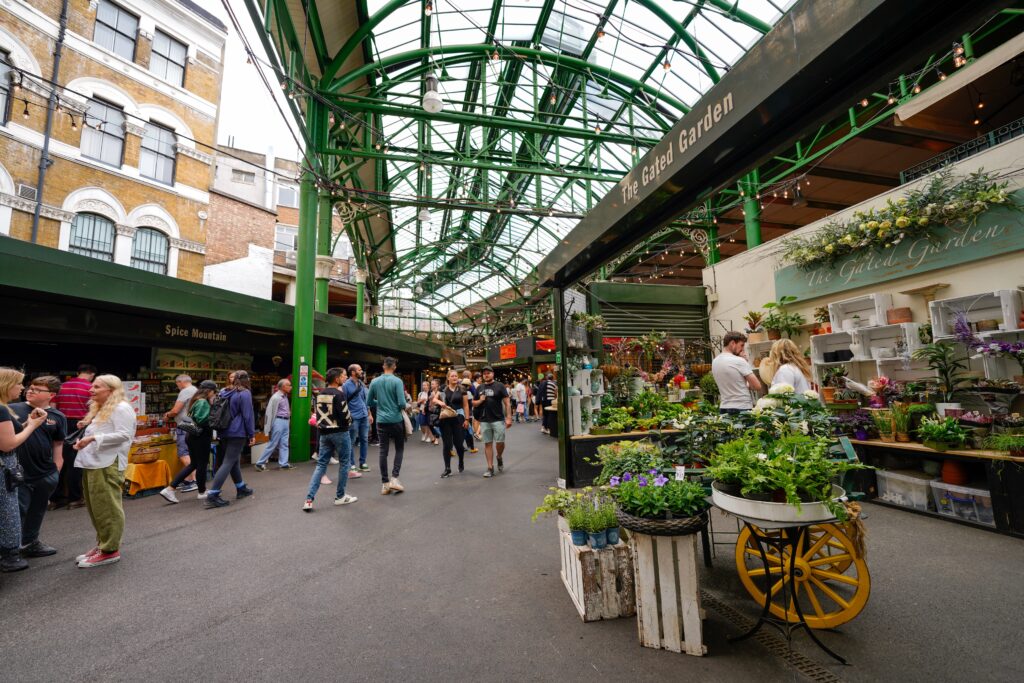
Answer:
[
  {"left": 638, "top": 476, "right": 648, "bottom": 487},
  {"left": 653, "top": 475, "right": 669, "bottom": 487},
  {"left": 622, "top": 472, "right": 633, "bottom": 482},
  {"left": 648, "top": 468, "right": 659, "bottom": 476},
  {"left": 609, "top": 476, "right": 621, "bottom": 487}
]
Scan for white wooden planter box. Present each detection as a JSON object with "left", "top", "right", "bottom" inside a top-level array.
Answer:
[
  {"left": 557, "top": 516, "right": 636, "bottom": 622},
  {"left": 631, "top": 532, "right": 706, "bottom": 656}
]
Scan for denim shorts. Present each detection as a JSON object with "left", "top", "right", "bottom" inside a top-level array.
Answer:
[{"left": 479, "top": 420, "right": 506, "bottom": 443}]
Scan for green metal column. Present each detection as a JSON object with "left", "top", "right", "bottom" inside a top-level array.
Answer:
[
  {"left": 290, "top": 100, "right": 326, "bottom": 462},
  {"left": 552, "top": 288, "right": 571, "bottom": 486},
  {"left": 743, "top": 169, "right": 762, "bottom": 248},
  {"left": 355, "top": 277, "right": 365, "bottom": 323},
  {"left": 314, "top": 192, "right": 332, "bottom": 372},
  {"left": 706, "top": 225, "right": 720, "bottom": 265}
]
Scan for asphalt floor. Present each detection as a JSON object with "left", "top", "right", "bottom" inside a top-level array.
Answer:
[{"left": 2, "top": 423, "right": 1022, "bottom": 682}]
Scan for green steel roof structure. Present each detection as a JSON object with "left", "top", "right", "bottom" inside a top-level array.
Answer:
[{"left": 238, "top": 0, "right": 794, "bottom": 334}]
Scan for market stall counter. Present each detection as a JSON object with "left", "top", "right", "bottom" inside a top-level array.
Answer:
[{"left": 124, "top": 426, "right": 177, "bottom": 496}]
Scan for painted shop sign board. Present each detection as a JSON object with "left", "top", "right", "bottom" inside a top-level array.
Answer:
[{"left": 775, "top": 207, "right": 1024, "bottom": 302}]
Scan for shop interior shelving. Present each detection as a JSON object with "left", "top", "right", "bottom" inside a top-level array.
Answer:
[
  {"left": 828, "top": 293, "right": 893, "bottom": 332},
  {"left": 929, "top": 288, "right": 1024, "bottom": 381},
  {"left": 567, "top": 367, "right": 603, "bottom": 436}
]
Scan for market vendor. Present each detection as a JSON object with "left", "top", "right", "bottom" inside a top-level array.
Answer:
[{"left": 711, "top": 332, "right": 762, "bottom": 414}]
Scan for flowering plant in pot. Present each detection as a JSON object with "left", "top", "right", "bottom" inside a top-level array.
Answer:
[
  {"left": 608, "top": 470, "right": 709, "bottom": 533},
  {"left": 586, "top": 439, "right": 670, "bottom": 485},
  {"left": 953, "top": 310, "right": 1024, "bottom": 383},
  {"left": 994, "top": 413, "right": 1024, "bottom": 435},
  {"left": 912, "top": 342, "right": 969, "bottom": 415},
  {"left": 868, "top": 376, "right": 903, "bottom": 407},
  {"left": 833, "top": 409, "right": 874, "bottom": 440},
  {"left": 706, "top": 434, "right": 868, "bottom": 521},
  {"left": 918, "top": 416, "right": 969, "bottom": 452},
  {"left": 821, "top": 366, "right": 848, "bottom": 402},
  {"left": 751, "top": 385, "right": 836, "bottom": 438},
  {"left": 743, "top": 310, "right": 767, "bottom": 343}
]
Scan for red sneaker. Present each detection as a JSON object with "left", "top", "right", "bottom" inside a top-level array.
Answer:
[
  {"left": 78, "top": 550, "right": 121, "bottom": 568},
  {"left": 75, "top": 547, "right": 100, "bottom": 564}
]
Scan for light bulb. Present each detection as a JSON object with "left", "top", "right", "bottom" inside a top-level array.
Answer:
[
  {"left": 597, "top": 29, "right": 605, "bottom": 40},
  {"left": 887, "top": 94, "right": 896, "bottom": 105},
  {"left": 549, "top": 93, "right": 556, "bottom": 105},
  {"left": 70, "top": 115, "right": 77, "bottom": 130},
  {"left": 912, "top": 83, "right": 921, "bottom": 94},
  {"left": 22, "top": 101, "right": 29, "bottom": 119},
  {"left": 977, "top": 97, "right": 984, "bottom": 109},
  {"left": 937, "top": 70, "right": 947, "bottom": 81},
  {"left": 491, "top": 49, "right": 499, "bottom": 61},
  {"left": 425, "top": 1, "right": 432, "bottom": 16},
  {"left": 423, "top": 89, "right": 443, "bottom": 113},
  {"left": 662, "top": 60, "right": 671, "bottom": 71},
  {"left": 973, "top": 117, "right": 981, "bottom": 126},
  {"left": 953, "top": 42, "right": 964, "bottom": 56},
  {"left": 860, "top": 97, "right": 869, "bottom": 107}
]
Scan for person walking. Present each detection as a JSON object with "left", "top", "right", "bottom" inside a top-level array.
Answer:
[
  {"left": 304, "top": 368, "right": 356, "bottom": 511},
  {"left": 472, "top": 367, "right": 512, "bottom": 478},
  {"left": 255, "top": 379, "right": 292, "bottom": 471},
  {"left": 512, "top": 380, "right": 527, "bottom": 423},
  {"left": 51, "top": 364, "right": 95, "bottom": 509},
  {"left": 205, "top": 372, "right": 255, "bottom": 509},
  {"left": 10, "top": 376, "right": 66, "bottom": 559},
  {"left": 460, "top": 372, "right": 478, "bottom": 454},
  {"left": 164, "top": 375, "right": 198, "bottom": 491},
  {"left": 344, "top": 365, "right": 372, "bottom": 473},
  {"left": 159, "top": 381, "right": 217, "bottom": 504},
  {"left": 427, "top": 378, "right": 442, "bottom": 444},
  {"left": 434, "top": 370, "right": 470, "bottom": 478},
  {"left": 416, "top": 381, "right": 434, "bottom": 443},
  {"left": 711, "top": 332, "right": 762, "bottom": 414},
  {"left": 538, "top": 373, "right": 557, "bottom": 434},
  {"left": 367, "top": 358, "right": 408, "bottom": 495},
  {"left": 72, "top": 375, "right": 136, "bottom": 568},
  {"left": 0, "top": 368, "right": 48, "bottom": 572}
]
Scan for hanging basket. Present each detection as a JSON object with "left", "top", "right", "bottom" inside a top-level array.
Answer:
[{"left": 615, "top": 507, "right": 708, "bottom": 537}]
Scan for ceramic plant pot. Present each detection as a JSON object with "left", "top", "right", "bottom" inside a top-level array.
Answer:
[{"left": 570, "top": 529, "right": 588, "bottom": 546}]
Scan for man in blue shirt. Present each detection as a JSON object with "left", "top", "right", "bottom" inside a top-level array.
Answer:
[{"left": 344, "top": 364, "right": 372, "bottom": 472}]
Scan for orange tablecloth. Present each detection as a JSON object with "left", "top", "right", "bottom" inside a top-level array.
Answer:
[{"left": 124, "top": 460, "right": 172, "bottom": 496}]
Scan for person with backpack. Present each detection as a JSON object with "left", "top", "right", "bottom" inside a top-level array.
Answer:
[
  {"left": 159, "top": 381, "right": 217, "bottom": 504},
  {"left": 303, "top": 367, "right": 355, "bottom": 512},
  {"left": 205, "top": 372, "right": 255, "bottom": 509}
]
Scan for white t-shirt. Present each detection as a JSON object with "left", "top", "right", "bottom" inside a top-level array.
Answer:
[
  {"left": 712, "top": 351, "right": 754, "bottom": 410},
  {"left": 771, "top": 364, "right": 812, "bottom": 394},
  {"left": 513, "top": 383, "right": 527, "bottom": 402},
  {"left": 174, "top": 384, "right": 198, "bottom": 419}
]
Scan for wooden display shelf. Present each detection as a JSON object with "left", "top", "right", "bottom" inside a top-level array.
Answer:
[
  {"left": 571, "top": 428, "right": 682, "bottom": 441},
  {"left": 849, "top": 439, "right": 1024, "bottom": 463}
]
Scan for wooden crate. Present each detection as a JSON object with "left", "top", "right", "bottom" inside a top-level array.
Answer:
[
  {"left": 631, "top": 532, "right": 706, "bottom": 656},
  {"left": 557, "top": 518, "right": 636, "bottom": 622}
]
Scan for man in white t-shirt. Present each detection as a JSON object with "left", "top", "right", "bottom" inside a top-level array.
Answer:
[
  {"left": 711, "top": 332, "right": 762, "bottom": 414},
  {"left": 165, "top": 375, "right": 199, "bottom": 490}
]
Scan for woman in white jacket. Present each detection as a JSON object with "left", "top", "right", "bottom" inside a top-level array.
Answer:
[{"left": 73, "top": 375, "right": 136, "bottom": 568}]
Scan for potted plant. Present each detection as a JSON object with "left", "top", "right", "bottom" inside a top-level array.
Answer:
[
  {"left": 913, "top": 342, "right": 969, "bottom": 416},
  {"left": 602, "top": 502, "right": 621, "bottom": 545},
  {"left": 918, "top": 416, "right": 969, "bottom": 452},
  {"left": 833, "top": 409, "right": 874, "bottom": 440},
  {"left": 763, "top": 295, "right": 806, "bottom": 340},
  {"left": 871, "top": 409, "right": 895, "bottom": 442},
  {"left": 743, "top": 311, "right": 767, "bottom": 343},
  {"left": 985, "top": 432, "right": 1024, "bottom": 457},
  {"left": 565, "top": 500, "right": 589, "bottom": 546},
  {"left": 891, "top": 402, "right": 912, "bottom": 442},
  {"left": 586, "top": 439, "right": 669, "bottom": 485},
  {"left": 813, "top": 306, "right": 831, "bottom": 334},
  {"left": 608, "top": 470, "right": 710, "bottom": 535},
  {"left": 586, "top": 504, "right": 608, "bottom": 549},
  {"left": 906, "top": 403, "right": 936, "bottom": 438},
  {"left": 959, "top": 411, "right": 993, "bottom": 448},
  {"left": 994, "top": 413, "right": 1024, "bottom": 435},
  {"left": 531, "top": 486, "right": 576, "bottom": 523},
  {"left": 821, "top": 365, "right": 848, "bottom": 402}
]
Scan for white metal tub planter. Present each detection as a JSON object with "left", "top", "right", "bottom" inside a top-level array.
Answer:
[{"left": 609, "top": 472, "right": 710, "bottom": 656}]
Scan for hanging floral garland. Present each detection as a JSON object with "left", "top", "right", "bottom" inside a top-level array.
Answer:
[{"left": 781, "top": 170, "right": 1020, "bottom": 270}]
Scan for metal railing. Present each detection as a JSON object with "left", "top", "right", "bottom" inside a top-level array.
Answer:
[{"left": 901, "top": 116, "right": 1024, "bottom": 183}]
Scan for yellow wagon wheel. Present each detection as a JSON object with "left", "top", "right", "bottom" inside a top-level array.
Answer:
[{"left": 734, "top": 523, "right": 870, "bottom": 629}]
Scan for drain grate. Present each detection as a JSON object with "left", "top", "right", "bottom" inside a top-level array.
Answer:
[{"left": 700, "top": 590, "right": 846, "bottom": 683}]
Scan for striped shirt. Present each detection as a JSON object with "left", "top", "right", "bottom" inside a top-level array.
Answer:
[{"left": 54, "top": 378, "right": 92, "bottom": 419}]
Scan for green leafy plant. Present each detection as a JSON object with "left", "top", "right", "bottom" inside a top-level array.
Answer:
[
  {"left": 821, "top": 365, "right": 849, "bottom": 388},
  {"left": 609, "top": 471, "right": 709, "bottom": 519},
  {"left": 782, "top": 170, "right": 1021, "bottom": 270},
  {"left": 587, "top": 440, "right": 671, "bottom": 485},
  {"left": 814, "top": 306, "right": 831, "bottom": 324},
  {"left": 912, "top": 342, "right": 970, "bottom": 402},
  {"left": 870, "top": 409, "right": 893, "bottom": 435},
  {"left": 600, "top": 501, "right": 618, "bottom": 530},
  {"left": 706, "top": 434, "right": 869, "bottom": 520},
  {"left": 985, "top": 432, "right": 1024, "bottom": 454},
  {"left": 631, "top": 390, "right": 669, "bottom": 418},
  {"left": 763, "top": 295, "right": 806, "bottom": 338},
  {"left": 636, "top": 331, "right": 667, "bottom": 370},
  {"left": 891, "top": 403, "right": 911, "bottom": 434},
  {"left": 699, "top": 373, "right": 719, "bottom": 403},
  {"left": 531, "top": 487, "right": 576, "bottom": 523},
  {"left": 570, "top": 312, "right": 607, "bottom": 332},
  {"left": 918, "top": 416, "right": 968, "bottom": 447},
  {"left": 566, "top": 499, "right": 590, "bottom": 532}
]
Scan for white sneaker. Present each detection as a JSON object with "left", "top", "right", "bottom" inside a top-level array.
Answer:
[
  {"left": 159, "top": 487, "right": 179, "bottom": 504},
  {"left": 389, "top": 477, "right": 405, "bottom": 493},
  {"left": 330, "top": 457, "right": 340, "bottom": 465},
  {"left": 334, "top": 494, "right": 358, "bottom": 505},
  {"left": 381, "top": 483, "right": 392, "bottom": 495},
  {"left": 303, "top": 498, "right": 314, "bottom": 512},
  {"left": 421, "top": 435, "right": 427, "bottom": 442},
  {"left": 197, "top": 492, "right": 208, "bottom": 500}
]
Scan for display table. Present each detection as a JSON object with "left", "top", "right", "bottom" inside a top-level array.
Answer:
[
  {"left": 850, "top": 439, "right": 1024, "bottom": 536},
  {"left": 124, "top": 460, "right": 172, "bottom": 496}
]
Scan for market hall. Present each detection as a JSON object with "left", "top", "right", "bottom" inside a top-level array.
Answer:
[{"left": 2, "top": 0, "right": 1024, "bottom": 680}]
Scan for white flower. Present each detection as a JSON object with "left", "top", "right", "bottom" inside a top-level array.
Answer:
[
  {"left": 753, "top": 397, "right": 781, "bottom": 413},
  {"left": 769, "top": 383, "right": 795, "bottom": 395},
  {"left": 803, "top": 389, "right": 820, "bottom": 400},
  {"left": 756, "top": 453, "right": 769, "bottom": 461},
  {"left": 799, "top": 420, "right": 810, "bottom": 435}
]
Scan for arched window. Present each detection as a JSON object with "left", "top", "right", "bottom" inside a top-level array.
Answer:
[
  {"left": 69, "top": 212, "right": 115, "bottom": 261},
  {"left": 131, "top": 227, "right": 169, "bottom": 274}
]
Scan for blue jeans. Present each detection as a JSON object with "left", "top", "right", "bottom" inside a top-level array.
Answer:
[
  {"left": 257, "top": 417, "right": 290, "bottom": 466},
  {"left": 306, "top": 431, "right": 352, "bottom": 500},
  {"left": 349, "top": 415, "right": 370, "bottom": 467}
]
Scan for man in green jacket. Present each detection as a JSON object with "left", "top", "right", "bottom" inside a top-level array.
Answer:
[{"left": 367, "top": 357, "right": 408, "bottom": 495}]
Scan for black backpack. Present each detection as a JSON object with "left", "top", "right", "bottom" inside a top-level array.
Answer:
[{"left": 208, "top": 392, "right": 235, "bottom": 432}]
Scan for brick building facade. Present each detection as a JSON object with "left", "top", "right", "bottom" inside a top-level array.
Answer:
[{"left": 0, "top": 0, "right": 225, "bottom": 281}]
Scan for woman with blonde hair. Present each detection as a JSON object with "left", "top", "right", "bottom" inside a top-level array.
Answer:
[
  {"left": 72, "top": 374, "right": 136, "bottom": 568},
  {"left": 0, "top": 368, "right": 47, "bottom": 572},
  {"left": 760, "top": 339, "right": 813, "bottom": 393}
]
